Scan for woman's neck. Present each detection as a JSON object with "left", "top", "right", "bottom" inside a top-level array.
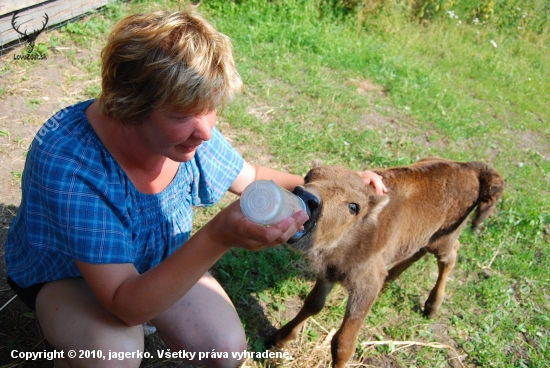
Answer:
[{"left": 85, "top": 101, "right": 179, "bottom": 194}]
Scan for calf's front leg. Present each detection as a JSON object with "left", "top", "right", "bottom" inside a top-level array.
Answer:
[
  {"left": 271, "top": 276, "right": 334, "bottom": 348},
  {"left": 332, "top": 270, "right": 384, "bottom": 368}
]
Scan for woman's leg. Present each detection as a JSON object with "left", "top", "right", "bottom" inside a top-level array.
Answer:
[
  {"left": 151, "top": 273, "right": 247, "bottom": 368},
  {"left": 35, "top": 278, "right": 144, "bottom": 368}
]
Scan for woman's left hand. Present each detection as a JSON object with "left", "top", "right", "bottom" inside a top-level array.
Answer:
[
  {"left": 204, "top": 200, "right": 309, "bottom": 252},
  {"left": 356, "top": 170, "right": 387, "bottom": 195}
]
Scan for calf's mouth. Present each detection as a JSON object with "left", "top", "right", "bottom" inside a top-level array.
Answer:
[{"left": 287, "top": 185, "right": 322, "bottom": 244}]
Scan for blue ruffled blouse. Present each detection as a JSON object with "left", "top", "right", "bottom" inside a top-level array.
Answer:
[{"left": 6, "top": 100, "right": 244, "bottom": 287}]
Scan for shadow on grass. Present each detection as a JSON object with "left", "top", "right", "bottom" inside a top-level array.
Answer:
[{"left": 211, "top": 246, "right": 314, "bottom": 352}]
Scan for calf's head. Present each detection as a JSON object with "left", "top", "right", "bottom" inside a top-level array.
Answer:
[{"left": 287, "top": 165, "right": 389, "bottom": 254}]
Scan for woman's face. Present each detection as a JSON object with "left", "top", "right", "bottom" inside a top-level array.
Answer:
[{"left": 136, "top": 106, "right": 217, "bottom": 162}]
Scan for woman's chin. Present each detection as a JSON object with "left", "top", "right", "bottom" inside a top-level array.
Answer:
[{"left": 171, "top": 145, "right": 199, "bottom": 161}]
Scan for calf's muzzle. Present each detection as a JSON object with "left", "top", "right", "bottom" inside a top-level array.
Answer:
[{"left": 287, "top": 185, "right": 322, "bottom": 244}]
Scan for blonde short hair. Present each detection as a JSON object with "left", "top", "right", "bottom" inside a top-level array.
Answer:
[{"left": 97, "top": 6, "right": 242, "bottom": 124}]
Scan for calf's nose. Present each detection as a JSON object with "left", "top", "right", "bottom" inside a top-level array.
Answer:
[
  {"left": 293, "top": 186, "right": 320, "bottom": 217},
  {"left": 287, "top": 185, "right": 322, "bottom": 245}
]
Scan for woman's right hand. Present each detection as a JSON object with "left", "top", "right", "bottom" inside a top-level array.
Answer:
[{"left": 204, "top": 200, "right": 309, "bottom": 252}]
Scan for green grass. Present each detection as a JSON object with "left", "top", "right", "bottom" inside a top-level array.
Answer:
[
  {"left": 11, "top": 170, "right": 23, "bottom": 183},
  {"left": 7, "top": 0, "right": 549, "bottom": 366},
  {"left": 200, "top": 1, "right": 549, "bottom": 366}
]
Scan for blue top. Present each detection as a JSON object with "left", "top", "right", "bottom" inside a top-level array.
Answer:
[{"left": 5, "top": 100, "right": 244, "bottom": 288}]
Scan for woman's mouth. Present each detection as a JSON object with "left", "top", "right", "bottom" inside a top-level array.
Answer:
[{"left": 177, "top": 144, "right": 200, "bottom": 153}]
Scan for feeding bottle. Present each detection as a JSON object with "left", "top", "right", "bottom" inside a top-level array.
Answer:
[{"left": 240, "top": 180, "right": 307, "bottom": 225}]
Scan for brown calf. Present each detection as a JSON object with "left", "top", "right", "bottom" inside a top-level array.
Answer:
[{"left": 271, "top": 158, "right": 504, "bottom": 368}]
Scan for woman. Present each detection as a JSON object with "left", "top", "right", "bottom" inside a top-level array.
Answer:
[{"left": 5, "top": 6, "right": 386, "bottom": 368}]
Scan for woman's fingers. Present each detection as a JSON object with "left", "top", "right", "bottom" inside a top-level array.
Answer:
[
  {"left": 208, "top": 201, "right": 308, "bottom": 251},
  {"left": 357, "top": 170, "right": 387, "bottom": 195}
]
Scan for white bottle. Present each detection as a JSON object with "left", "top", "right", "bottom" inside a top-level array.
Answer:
[{"left": 240, "top": 180, "right": 307, "bottom": 225}]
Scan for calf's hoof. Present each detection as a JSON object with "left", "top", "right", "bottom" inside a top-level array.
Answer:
[
  {"left": 265, "top": 329, "right": 295, "bottom": 349},
  {"left": 422, "top": 303, "right": 439, "bottom": 318}
]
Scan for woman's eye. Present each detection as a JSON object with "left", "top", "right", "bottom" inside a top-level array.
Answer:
[
  {"left": 348, "top": 203, "right": 359, "bottom": 215},
  {"left": 169, "top": 114, "right": 191, "bottom": 120}
]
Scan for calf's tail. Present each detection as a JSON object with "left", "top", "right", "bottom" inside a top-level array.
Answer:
[{"left": 471, "top": 163, "right": 504, "bottom": 230}]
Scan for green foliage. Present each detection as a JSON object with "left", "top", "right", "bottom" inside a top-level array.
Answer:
[
  {"left": 11, "top": 170, "right": 23, "bottom": 183},
  {"left": 60, "top": 3, "right": 128, "bottom": 46},
  {"left": 199, "top": 0, "right": 549, "bottom": 365},
  {"left": 85, "top": 84, "right": 101, "bottom": 98},
  {"left": 493, "top": 0, "right": 550, "bottom": 33},
  {"left": 101, "top": 1, "right": 127, "bottom": 22},
  {"left": 253, "top": 0, "right": 549, "bottom": 34},
  {"left": 412, "top": 0, "right": 454, "bottom": 20},
  {"left": 27, "top": 42, "right": 49, "bottom": 57},
  {"left": 410, "top": 0, "right": 497, "bottom": 23}
]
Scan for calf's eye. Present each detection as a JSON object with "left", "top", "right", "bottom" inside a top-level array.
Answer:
[{"left": 348, "top": 203, "right": 359, "bottom": 215}]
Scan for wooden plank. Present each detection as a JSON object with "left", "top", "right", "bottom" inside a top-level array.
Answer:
[
  {"left": 0, "top": 0, "right": 46, "bottom": 17},
  {"left": 0, "top": 0, "right": 108, "bottom": 47}
]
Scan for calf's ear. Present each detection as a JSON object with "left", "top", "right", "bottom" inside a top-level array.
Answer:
[
  {"left": 368, "top": 194, "right": 386, "bottom": 207},
  {"left": 364, "top": 194, "right": 390, "bottom": 225},
  {"left": 312, "top": 159, "right": 323, "bottom": 168}
]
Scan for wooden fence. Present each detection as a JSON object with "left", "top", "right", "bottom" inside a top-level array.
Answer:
[{"left": 0, "top": 0, "right": 108, "bottom": 52}]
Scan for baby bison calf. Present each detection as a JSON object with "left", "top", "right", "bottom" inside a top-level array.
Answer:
[{"left": 272, "top": 158, "right": 504, "bottom": 368}]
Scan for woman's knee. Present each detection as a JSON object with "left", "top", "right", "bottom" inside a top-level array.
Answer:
[
  {"left": 190, "top": 334, "right": 247, "bottom": 368},
  {"left": 207, "top": 331, "right": 247, "bottom": 368},
  {"left": 36, "top": 279, "right": 144, "bottom": 368},
  {"left": 200, "top": 324, "right": 247, "bottom": 357},
  {"left": 53, "top": 324, "right": 144, "bottom": 368},
  {"left": 157, "top": 320, "right": 246, "bottom": 368},
  {"left": 87, "top": 321, "right": 145, "bottom": 352},
  {"left": 153, "top": 273, "right": 247, "bottom": 367}
]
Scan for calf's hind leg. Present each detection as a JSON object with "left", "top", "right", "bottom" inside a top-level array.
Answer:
[
  {"left": 385, "top": 248, "right": 427, "bottom": 284},
  {"left": 424, "top": 239, "right": 460, "bottom": 318},
  {"left": 271, "top": 277, "right": 334, "bottom": 348}
]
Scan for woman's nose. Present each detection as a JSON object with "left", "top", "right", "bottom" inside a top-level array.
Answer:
[{"left": 192, "top": 112, "right": 215, "bottom": 141}]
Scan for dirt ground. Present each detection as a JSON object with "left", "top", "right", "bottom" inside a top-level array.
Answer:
[{"left": 0, "top": 38, "right": 100, "bottom": 367}]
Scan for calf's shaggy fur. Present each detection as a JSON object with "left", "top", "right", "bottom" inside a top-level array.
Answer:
[{"left": 271, "top": 157, "right": 504, "bottom": 368}]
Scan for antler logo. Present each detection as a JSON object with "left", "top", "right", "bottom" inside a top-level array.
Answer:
[{"left": 11, "top": 11, "right": 49, "bottom": 53}]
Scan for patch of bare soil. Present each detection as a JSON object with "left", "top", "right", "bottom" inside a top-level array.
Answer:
[
  {"left": 362, "top": 355, "right": 402, "bottom": 368},
  {"left": 0, "top": 41, "right": 100, "bottom": 367}
]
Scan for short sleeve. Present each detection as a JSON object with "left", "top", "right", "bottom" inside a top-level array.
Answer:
[
  {"left": 26, "top": 130, "right": 133, "bottom": 264},
  {"left": 188, "top": 127, "right": 244, "bottom": 206}
]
